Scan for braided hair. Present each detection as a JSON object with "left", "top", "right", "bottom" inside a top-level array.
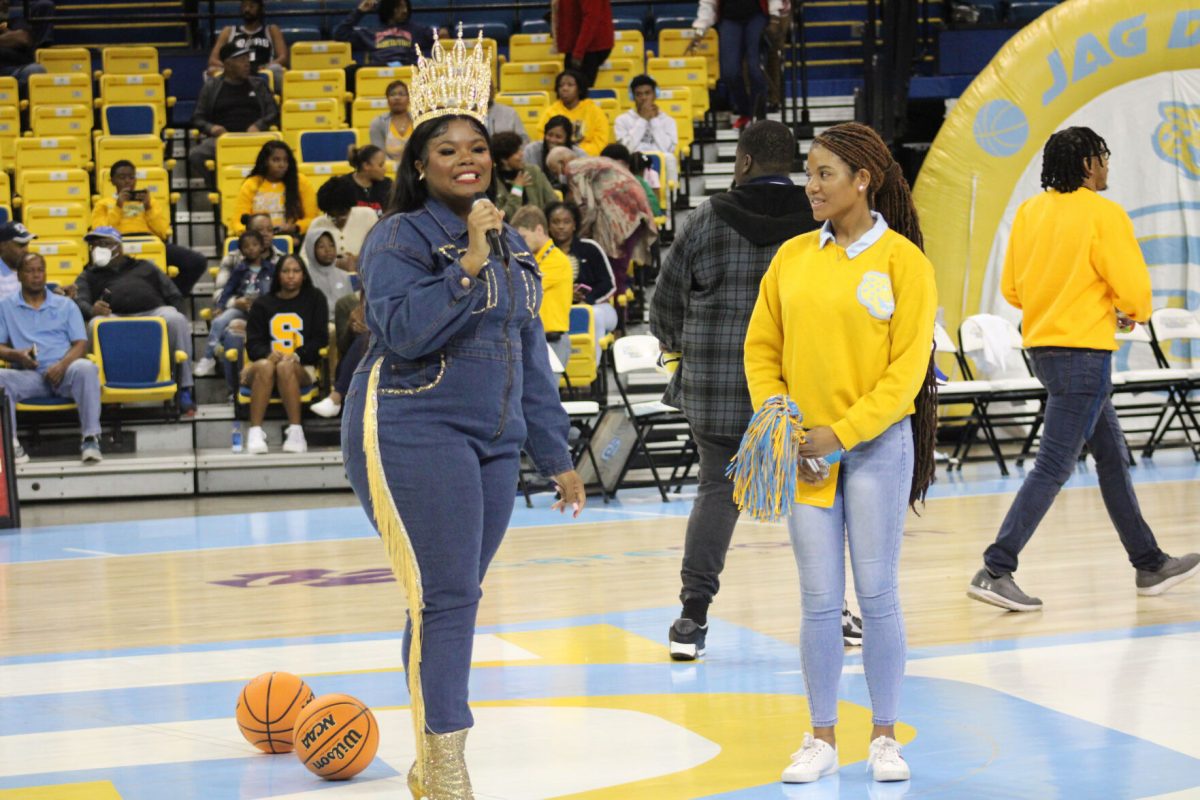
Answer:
[
  {"left": 1040, "top": 126, "right": 1109, "bottom": 193},
  {"left": 810, "top": 122, "right": 937, "bottom": 508}
]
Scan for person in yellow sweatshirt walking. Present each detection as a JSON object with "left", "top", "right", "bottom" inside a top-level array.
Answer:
[
  {"left": 967, "top": 127, "right": 1200, "bottom": 612},
  {"left": 744, "top": 122, "right": 938, "bottom": 785}
]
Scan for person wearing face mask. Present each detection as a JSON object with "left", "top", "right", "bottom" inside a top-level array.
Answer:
[
  {"left": 369, "top": 80, "right": 413, "bottom": 162},
  {"left": 205, "top": 0, "right": 288, "bottom": 89},
  {"left": 521, "top": 115, "right": 586, "bottom": 181},
  {"left": 72, "top": 228, "right": 196, "bottom": 414},
  {"left": 339, "top": 145, "right": 393, "bottom": 214}
]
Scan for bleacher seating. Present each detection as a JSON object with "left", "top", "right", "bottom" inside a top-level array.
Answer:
[
  {"left": 92, "top": 316, "right": 186, "bottom": 410},
  {"left": 282, "top": 70, "right": 350, "bottom": 122},
  {"left": 355, "top": 67, "right": 412, "bottom": 100},
  {"left": 29, "top": 104, "right": 92, "bottom": 138},
  {"left": 290, "top": 41, "right": 353, "bottom": 71},
  {"left": 35, "top": 47, "right": 92, "bottom": 75}
]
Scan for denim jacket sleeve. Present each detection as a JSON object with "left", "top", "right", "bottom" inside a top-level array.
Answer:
[
  {"left": 360, "top": 214, "right": 488, "bottom": 360},
  {"left": 519, "top": 315, "right": 574, "bottom": 478}
]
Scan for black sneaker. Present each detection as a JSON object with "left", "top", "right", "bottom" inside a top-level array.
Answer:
[
  {"left": 1136, "top": 553, "right": 1200, "bottom": 596},
  {"left": 668, "top": 618, "right": 707, "bottom": 661},
  {"left": 842, "top": 602, "right": 863, "bottom": 646}
]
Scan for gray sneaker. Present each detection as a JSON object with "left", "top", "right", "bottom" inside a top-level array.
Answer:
[
  {"left": 1136, "top": 553, "right": 1200, "bottom": 596},
  {"left": 11, "top": 441, "right": 29, "bottom": 465},
  {"left": 967, "top": 568, "right": 1043, "bottom": 612},
  {"left": 80, "top": 436, "right": 102, "bottom": 465}
]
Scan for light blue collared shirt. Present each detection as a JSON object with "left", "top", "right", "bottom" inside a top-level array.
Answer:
[{"left": 818, "top": 211, "right": 890, "bottom": 259}]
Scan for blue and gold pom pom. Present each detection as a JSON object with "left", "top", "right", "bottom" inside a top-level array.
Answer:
[{"left": 726, "top": 395, "right": 808, "bottom": 522}]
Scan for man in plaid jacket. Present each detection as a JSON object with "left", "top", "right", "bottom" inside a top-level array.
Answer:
[{"left": 651, "top": 120, "right": 817, "bottom": 660}]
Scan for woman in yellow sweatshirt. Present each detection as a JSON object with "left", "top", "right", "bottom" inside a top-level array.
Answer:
[
  {"left": 233, "top": 140, "right": 318, "bottom": 236},
  {"left": 744, "top": 123, "right": 937, "bottom": 786},
  {"left": 540, "top": 69, "right": 609, "bottom": 157}
]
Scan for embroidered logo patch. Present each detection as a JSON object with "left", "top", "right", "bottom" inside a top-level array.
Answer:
[{"left": 856, "top": 271, "right": 895, "bottom": 320}]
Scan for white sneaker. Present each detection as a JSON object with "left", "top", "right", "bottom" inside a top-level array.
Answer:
[
  {"left": 867, "top": 736, "right": 910, "bottom": 782},
  {"left": 12, "top": 440, "right": 29, "bottom": 465},
  {"left": 246, "top": 426, "right": 268, "bottom": 454},
  {"left": 193, "top": 356, "right": 217, "bottom": 377},
  {"left": 282, "top": 424, "right": 307, "bottom": 453},
  {"left": 782, "top": 733, "right": 838, "bottom": 783},
  {"left": 310, "top": 396, "right": 341, "bottom": 418}
]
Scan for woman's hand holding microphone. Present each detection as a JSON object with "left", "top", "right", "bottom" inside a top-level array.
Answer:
[{"left": 461, "top": 197, "right": 505, "bottom": 277}]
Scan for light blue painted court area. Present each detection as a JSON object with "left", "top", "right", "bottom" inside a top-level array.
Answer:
[{"left": 1, "top": 452, "right": 1199, "bottom": 798}]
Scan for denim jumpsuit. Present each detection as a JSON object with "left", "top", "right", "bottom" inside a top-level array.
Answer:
[{"left": 341, "top": 198, "right": 573, "bottom": 733}]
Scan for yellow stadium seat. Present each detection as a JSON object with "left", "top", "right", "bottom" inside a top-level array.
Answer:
[
  {"left": 659, "top": 89, "right": 695, "bottom": 160},
  {"left": 282, "top": 70, "right": 350, "bottom": 120},
  {"left": 14, "top": 137, "right": 91, "bottom": 179},
  {"left": 495, "top": 91, "right": 550, "bottom": 139},
  {"left": 595, "top": 97, "right": 619, "bottom": 129},
  {"left": 299, "top": 161, "right": 353, "bottom": 192},
  {"left": 508, "top": 33, "right": 557, "bottom": 64},
  {"left": 36, "top": 47, "right": 92, "bottom": 75},
  {"left": 500, "top": 62, "right": 559, "bottom": 94},
  {"left": 351, "top": 96, "right": 388, "bottom": 131},
  {"left": 282, "top": 99, "right": 342, "bottom": 147},
  {"left": 656, "top": 29, "right": 719, "bottom": 88},
  {"left": 0, "top": 76, "right": 19, "bottom": 108},
  {"left": 355, "top": 66, "right": 412, "bottom": 100},
  {"left": 209, "top": 131, "right": 280, "bottom": 174},
  {"left": 0, "top": 172, "right": 10, "bottom": 207},
  {"left": 100, "top": 46, "right": 169, "bottom": 79},
  {"left": 611, "top": 30, "right": 645, "bottom": 68},
  {"left": 647, "top": 57, "right": 710, "bottom": 120},
  {"left": 29, "top": 104, "right": 92, "bottom": 139},
  {"left": 24, "top": 202, "right": 90, "bottom": 238},
  {"left": 92, "top": 316, "right": 186, "bottom": 406},
  {"left": 94, "top": 134, "right": 167, "bottom": 176},
  {"left": 120, "top": 237, "right": 171, "bottom": 274},
  {"left": 594, "top": 59, "right": 636, "bottom": 94},
  {"left": 97, "top": 74, "right": 174, "bottom": 132},
  {"left": 15, "top": 168, "right": 90, "bottom": 207},
  {"left": 0, "top": 105, "right": 19, "bottom": 162},
  {"left": 26, "top": 73, "right": 93, "bottom": 111},
  {"left": 290, "top": 41, "right": 353, "bottom": 71},
  {"left": 30, "top": 238, "right": 87, "bottom": 285},
  {"left": 215, "top": 165, "right": 254, "bottom": 230}
]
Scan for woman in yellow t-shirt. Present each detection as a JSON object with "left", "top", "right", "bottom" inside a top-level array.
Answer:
[
  {"left": 369, "top": 79, "right": 413, "bottom": 162},
  {"left": 234, "top": 141, "right": 318, "bottom": 235},
  {"left": 541, "top": 69, "right": 609, "bottom": 156},
  {"left": 744, "top": 123, "right": 937, "bottom": 787}
]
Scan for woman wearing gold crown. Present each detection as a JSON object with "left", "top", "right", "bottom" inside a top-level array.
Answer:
[{"left": 340, "top": 29, "right": 587, "bottom": 800}]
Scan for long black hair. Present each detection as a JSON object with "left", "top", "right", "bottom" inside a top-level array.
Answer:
[
  {"left": 250, "top": 141, "right": 303, "bottom": 225},
  {"left": 387, "top": 114, "right": 497, "bottom": 215},
  {"left": 555, "top": 68, "right": 591, "bottom": 98},
  {"left": 270, "top": 252, "right": 315, "bottom": 297},
  {"left": 1040, "top": 126, "right": 1109, "bottom": 193},
  {"left": 811, "top": 122, "right": 937, "bottom": 509}
]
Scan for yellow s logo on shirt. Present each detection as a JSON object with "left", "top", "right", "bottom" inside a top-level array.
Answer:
[{"left": 270, "top": 312, "right": 304, "bottom": 354}]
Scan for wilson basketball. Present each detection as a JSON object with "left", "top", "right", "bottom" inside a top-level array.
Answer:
[
  {"left": 235, "top": 671, "right": 315, "bottom": 754},
  {"left": 293, "top": 693, "right": 380, "bottom": 780}
]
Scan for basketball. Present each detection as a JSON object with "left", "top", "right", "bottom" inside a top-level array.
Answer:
[
  {"left": 293, "top": 693, "right": 380, "bottom": 780},
  {"left": 235, "top": 671, "right": 315, "bottom": 754}
]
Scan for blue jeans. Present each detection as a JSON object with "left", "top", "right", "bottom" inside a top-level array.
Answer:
[
  {"left": 0, "top": 360, "right": 102, "bottom": 438},
  {"left": 204, "top": 307, "right": 246, "bottom": 359},
  {"left": 718, "top": 14, "right": 768, "bottom": 117},
  {"left": 787, "top": 419, "right": 912, "bottom": 728},
  {"left": 985, "top": 348, "right": 1166, "bottom": 575}
]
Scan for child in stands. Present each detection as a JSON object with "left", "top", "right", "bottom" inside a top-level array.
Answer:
[{"left": 195, "top": 230, "right": 275, "bottom": 379}]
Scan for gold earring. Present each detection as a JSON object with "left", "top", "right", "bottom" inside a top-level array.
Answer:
[{"left": 418, "top": 172, "right": 426, "bottom": 181}]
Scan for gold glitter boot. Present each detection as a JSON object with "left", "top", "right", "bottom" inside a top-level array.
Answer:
[{"left": 408, "top": 729, "right": 473, "bottom": 800}]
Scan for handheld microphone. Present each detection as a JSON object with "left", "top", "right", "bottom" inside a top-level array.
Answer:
[{"left": 472, "top": 193, "right": 507, "bottom": 261}]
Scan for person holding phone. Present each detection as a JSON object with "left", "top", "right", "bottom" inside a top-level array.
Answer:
[{"left": 92, "top": 160, "right": 210, "bottom": 295}]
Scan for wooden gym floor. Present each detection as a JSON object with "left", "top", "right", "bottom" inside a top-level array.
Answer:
[{"left": 1, "top": 451, "right": 1198, "bottom": 799}]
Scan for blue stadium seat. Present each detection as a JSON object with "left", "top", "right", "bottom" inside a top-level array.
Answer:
[
  {"left": 455, "top": 20, "right": 513, "bottom": 44},
  {"left": 612, "top": 18, "right": 645, "bottom": 32},
  {"left": 1007, "top": 2, "right": 1055, "bottom": 23},
  {"left": 298, "top": 130, "right": 359, "bottom": 165},
  {"left": 92, "top": 317, "right": 184, "bottom": 407},
  {"left": 104, "top": 105, "right": 157, "bottom": 136},
  {"left": 280, "top": 26, "right": 324, "bottom": 45},
  {"left": 521, "top": 19, "right": 550, "bottom": 34}
]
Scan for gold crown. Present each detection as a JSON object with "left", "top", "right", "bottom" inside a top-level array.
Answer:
[{"left": 410, "top": 25, "right": 492, "bottom": 128}]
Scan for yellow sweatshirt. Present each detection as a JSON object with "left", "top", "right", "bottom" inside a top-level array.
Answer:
[
  {"left": 91, "top": 194, "right": 170, "bottom": 240},
  {"left": 536, "top": 239, "right": 573, "bottom": 334},
  {"left": 542, "top": 99, "right": 610, "bottom": 156},
  {"left": 233, "top": 174, "right": 318, "bottom": 235},
  {"left": 1001, "top": 188, "right": 1151, "bottom": 350},
  {"left": 745, "top": 227, "right": 936, "bottom": 506}
]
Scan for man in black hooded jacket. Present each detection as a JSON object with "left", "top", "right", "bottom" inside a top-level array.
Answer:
[{"left": 651, "top": 120, "right": 824, "bottom": 660}]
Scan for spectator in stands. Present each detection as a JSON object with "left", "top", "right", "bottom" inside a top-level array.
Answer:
[
  {"left": 234, "top": 141, "right": 318, "bottom": 236},
  {"left": 73, "top": 228, "right": 195, "bottom": 413},
  {"left": 545, "top": 200, "right": 617, "bottom": 346},
  {"left": 0, "top": 252, "right": 102, "bottom": 465},
  {"left": 486, "top": 83, "right": 529, "bottom": 144},
  {"left": 600, "top": 143, "right": 663, "bottom": 217},
  {"left": 547, "top": 146, "right": 658, "bottom": 327},
  {"left": 310, "top": 292, "right": 366, "bottom": 419},
  {"left": 541, "top": 70, "right": 609, "bottom": 156},
  {"left": 195, "top": 229, "right": 274, "bottom": 378},
  {"left": 689, "top": 0, "right": 780, "bottom": 129},
  {"left": 206, "top": 0, "right": 288, "bottom": 90},
  {"left": 551, "top": 0, "right": 613, "bottom": 90},
  {"left": 0, "top": 221, "right": 36, "bottom": 300},
  {"left": 214, "top": 213, "right": 286, "bottom": 301},
  {"left": 614, "top": 75, "right": 679, "bottom": 184},
  {"left": 190, "top": 41, "right": 279, "bottom": 183},
  {"left": 369, "top": 80, "right": 413, "bottom": 161},
  {"left": 340, "top": 145, "right": 393, "bottom": 213},
  {"left": 650, "top": 120, "right": 819, "bottom": 661},
  {"left": 242, "top": 253, "right": 328, "bottom": 455},
  {"left": 522, "top": 115, "right": 587, "bottom": 182},
  {"left": 334, "top": 0, "right": 433, "bottom": 67},
  {"left": 512, "top": 206, "right": 573, "bottom": 367},
  {"left": 763, "top": 5, "right": 788, "bottom": 112},
  {"left": 11, "top": 0, "right": 54, "bottom": 49},
  {"left": 0, "top": 0, "right": 47, "bottom": 86},
  {"left": 493, "top": 132, "right": 558, "bottom": 220},
  {"left": 302, "top": 179, "right": 375, "bottom": 307},
  {"left": 92, "top": 160, "right": 210, "bottom": 296}
]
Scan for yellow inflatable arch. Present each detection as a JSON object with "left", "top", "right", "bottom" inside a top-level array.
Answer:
[{"left": 914, "top": 0, "right": 1200, "bottom": 334}]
